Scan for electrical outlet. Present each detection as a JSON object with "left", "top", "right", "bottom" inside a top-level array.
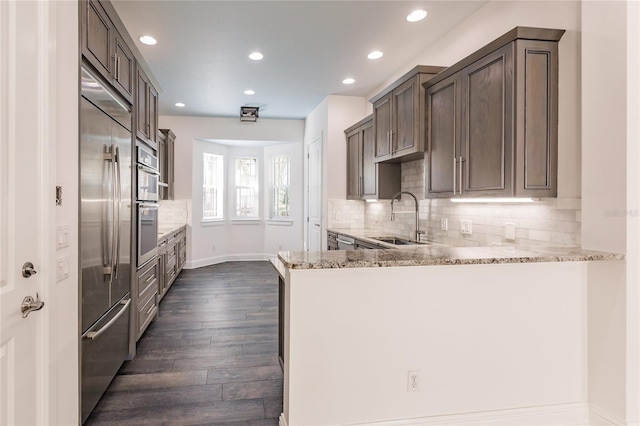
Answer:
[
  {"left": 440, "top": 218, "right": 448, "bottom": 231},
  {"left": 212, "top": 245, "right": 216, "bottom": 251},
  {"left": 407, "top": 370, "right": 420, "bottom": 392},
  {"left": 335, "top": 211, "right": 342, "bottom": 220},
  {"left": 505, "top": 223, "right": 516, "bottom": 241},
  {"left": 278, "top": 244, "right": 283, "bottom": 250},
  {"left": 460, "top": 220, "right": 472, "bottom": 235}
]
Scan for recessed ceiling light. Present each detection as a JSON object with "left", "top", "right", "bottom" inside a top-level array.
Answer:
[
  {"left": 249, "top": 52, "right": 264, "bottom": 61},
  {"left": 175, "top": 102, "right": 185, "bottom": 108},
  {"left": 342, "top": 78, "right": 355, "bottom": 85},
  {"left": 368, "top": 51, "right": 383, "bottom": 60},
  {"left": 139, "top": 35, "right": 157, "bottom": 45},
  {"left": 244, "top": 90, "right": 255, "bottom": 95},
  {"left": 406, "top": 9, "right": 427, "bottom": 22}
]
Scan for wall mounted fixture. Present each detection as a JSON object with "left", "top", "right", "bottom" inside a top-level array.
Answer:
[
  {"left": 450, "top": 198, "right": 536, "bottom": 203},
  {"left": 240, "top": 106, "right": 259, "bottom": 122}
]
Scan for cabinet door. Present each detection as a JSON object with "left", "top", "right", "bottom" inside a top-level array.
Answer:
[
  {"left": 82, "top": 0, "right": 112, "bottom": 82},
  {"left": 461, "top": 44, "right": 514, "bottom": 196},
  {"left": 426, "top": 74, "right": 459, "bottom": 198},
  {"left": 345, "top": 129, "right": 361, "bottom": 199},
  {"left": 112, "top": 31, "right": 134, "bottom": 104},
  {"left": 136, "top": 68, "right": 149, "bottom": 141},
  {"left": 361, "top": 122, "right": 377, "bottom": 198},
  {"left": 373, "top": 95, "right": 392, "bottom": 161},
  {"left": 392, "top": 78, "right": 420, "bottom": 155},
  {"left": 514, "top": 39, "right": 558, "bottom": 197},
  {"left": 157, "top": 131, "right": 167, "bottom": 199},
  {"left": 148, "top": 85, "right": 159, "bottom": 146},
  {"left": 167, "top": 132, "right": 175, "bottom": 200}
]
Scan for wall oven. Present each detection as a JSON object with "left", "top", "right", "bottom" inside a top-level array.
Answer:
[
  {"left": 137, "top": 202, "right": 158, "bottom": 266},
  {"left": 137, "top": 145, "right": 159, "bottom": 202},
  {"left": 136, "top": 144, "right": 159, "bottom": 267}
]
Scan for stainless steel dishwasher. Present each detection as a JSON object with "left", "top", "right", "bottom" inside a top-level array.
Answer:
[{"left": 336, "top": 235, "right": 355, "bottom": 250}]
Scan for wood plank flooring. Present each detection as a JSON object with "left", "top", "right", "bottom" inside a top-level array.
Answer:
[{"left": 85, "top": 261, "right": 282, "bottom": 426}]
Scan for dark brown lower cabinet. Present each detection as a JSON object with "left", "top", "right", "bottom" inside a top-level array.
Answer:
[
  {"left": 278, "top": 274, "right": 284, "bottom": 370},
  {"left": 157, "top": 226, "right": 186, "bottom": 303},
  {"left": 135, "top": 257, "right": 159, "bottom": 340}
]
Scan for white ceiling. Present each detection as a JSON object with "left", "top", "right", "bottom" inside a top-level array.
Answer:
[{"left": 112, "top": 1, "right": 488, "bottom": 120}]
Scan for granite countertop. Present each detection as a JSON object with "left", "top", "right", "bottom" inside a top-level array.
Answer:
[
  {"left": 279, "top": 228, "right": 624, "bottom": 269},
  {"left": 158, "top": 223, "right": 186, "bottom": 241}
]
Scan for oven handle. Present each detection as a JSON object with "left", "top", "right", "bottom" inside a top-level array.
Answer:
[
  {"left": 138, "top": 202, "right": 159, "bottom": 209},
  {"left": 137, "top": 164, "right": 160, "bottom": 175}
]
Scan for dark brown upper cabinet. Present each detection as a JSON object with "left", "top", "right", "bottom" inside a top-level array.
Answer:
[
  {"left": 158, "top": 129, "right": 176, "bottom": 200},
  {"left": 136, "top": 65, "right": 158, "bottom": 149},
  {"left": 425, "top": 27, "right": 564, "bottom": 199},
  {"left": 81, "top": 0, "right": 134, "bottom": 104},
  {"left": 371, "top": 66, "right": 445, "bottom": 164},
  {"left": 345, "top": 116, "right": 400, "bottom": 200}
]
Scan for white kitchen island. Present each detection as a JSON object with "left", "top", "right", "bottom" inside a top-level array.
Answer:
[{"left": 274, "top": 245, "right": 623, "bottom": 426}]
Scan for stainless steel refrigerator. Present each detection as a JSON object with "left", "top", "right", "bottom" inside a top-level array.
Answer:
[{"left": 80, "top": 66, "right": 132, "bottom": 423}]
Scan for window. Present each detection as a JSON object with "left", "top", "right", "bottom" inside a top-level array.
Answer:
[
  {"left": 270, "top": 154, "right": 290, "bottom": 218},
  {"left": 203, "top": 153, "right": 224, "bottom": 220},
  {"left": 235, "top": 157, "right": 259, "bottom": 218}
]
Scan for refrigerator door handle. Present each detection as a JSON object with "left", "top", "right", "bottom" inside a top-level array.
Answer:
[
  {"left": 84, "top": 298, "right": 131, "bottom": 340},
  {"left": 114, "top": 145, "right": 121, "bottom": 279}
]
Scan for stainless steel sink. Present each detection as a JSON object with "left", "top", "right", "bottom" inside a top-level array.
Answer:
[{"left": 371, "top": 237, "right": 422, "bottom": 246}]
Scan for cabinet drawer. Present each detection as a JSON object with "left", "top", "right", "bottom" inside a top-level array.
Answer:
[
  {"left": 136, "top": 258, "right": 158, "bottom": 300},
  {"left": 136, "top": 290, "right": 157, "bottom": 339}
]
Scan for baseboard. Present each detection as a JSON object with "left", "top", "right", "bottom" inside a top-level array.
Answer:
[
  {"left": 185, "top": 253, "right": 272, "bottom": 269},
  {"left": 279, "top": 413, "right": 288, "bottom": 426},
  {"left": 345, "top": 402, "right": 589, "bottom": 426},
  {"left": 589, "top": 404, "right": 628, "bottom": 425}
]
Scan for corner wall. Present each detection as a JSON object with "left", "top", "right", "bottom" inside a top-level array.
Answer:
[{"left": 158, "top": 116, "right": 305, "bottom": 267}]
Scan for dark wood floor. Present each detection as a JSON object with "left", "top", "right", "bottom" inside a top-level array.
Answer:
[{"left": 86, "top": 261, "right": 282, "bottom": 426}]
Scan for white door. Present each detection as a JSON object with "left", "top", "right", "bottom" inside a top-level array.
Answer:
[
  {"left": 1, "top": 1, "right": 52, "bottom": 424},
  {"left": 306, "top": 134, "right": 322, "bottom": 251}
]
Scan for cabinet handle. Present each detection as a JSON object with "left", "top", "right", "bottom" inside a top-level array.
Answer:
[
  {"left": 115, "top": 55, "right": 119, "bottom": 80},
  {"left": 359, "top": 176, "right": 363, "bottom": 196},
  {"left": 459, "top": 156, "right": 464, "bottom": 194},
  {"left": 453, "top": 157, "right": 457, "bottom": 195},
  {"left": 390, "top": 130, "right": 395, "bottom": 153}
]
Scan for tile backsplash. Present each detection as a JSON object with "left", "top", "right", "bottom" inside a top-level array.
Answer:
[
  {"left": 159, "top": 199, "right": 188, "bottom": 226},
  {"left": 329, "top": 159, "right": 581, "bottom": 247}
]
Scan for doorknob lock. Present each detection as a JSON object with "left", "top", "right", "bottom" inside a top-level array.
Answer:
[
  {"left": 21, "top": 293, "right": 45, "bottom": 318},
  {"left": 22, "top": 262, "right": 37, "bottom": 278}
]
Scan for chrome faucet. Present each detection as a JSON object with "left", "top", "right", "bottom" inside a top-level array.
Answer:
[{"left": 390, "top": 191, "right": 425, "bottom": 242}]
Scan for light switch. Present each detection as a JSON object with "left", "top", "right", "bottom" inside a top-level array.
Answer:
[
  {"left": 56, "top": 225, "right": 70, "bottom": 249},
  {"left": 56, "top": 256, "right": 69, "bottom": 281}
]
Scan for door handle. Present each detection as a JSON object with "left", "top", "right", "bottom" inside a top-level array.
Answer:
[
  {"left": 22, "top": 262, "right": 37, "bottom": 278},
  {"left": 21, "top": 293, "right": 45, "bottom": 318}
]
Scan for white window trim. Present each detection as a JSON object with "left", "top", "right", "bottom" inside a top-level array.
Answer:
[
  {"left": 233, "top": 156, "right": 260, "bottom": 220},
  {"left": 202, "top": 152, "right": 224, "bottom": 221},
  {"left": 269, "top": 153, "right": 291, "bottom": 220}
]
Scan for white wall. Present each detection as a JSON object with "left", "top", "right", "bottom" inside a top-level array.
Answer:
[
  {"left": 158, "top": 116, "right": 305, "bottom": 267},
  {"left": 581, "top": 2, "right": 640, "bottom": 424},
  {"left": 52, "top": 1, "right": 79, "bottom": 424},
  {"left": 285, "top": 262, "right": 588, "bottom": 426},
  {"left": 159, "top": 116, "right": 304, "bottom": 200},
  {"left": 303, "top": 95, "right": 367, "bottom": 249},
  {"left": 367, "top": 0, "right": 582, "bottom": 199}
]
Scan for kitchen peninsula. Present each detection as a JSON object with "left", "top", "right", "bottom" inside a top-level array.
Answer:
[{"left": 275, "top": 245, "right": 623, "bottom": 426}]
